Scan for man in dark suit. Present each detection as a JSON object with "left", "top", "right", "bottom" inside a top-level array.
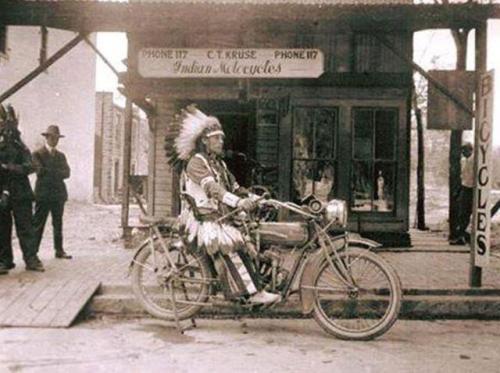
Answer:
[
  {"left": 32, "top": 125, "right": 72, "bottom": 259},
  {"left": 0, "top": 104, "right": 45, "bottom": 274}
]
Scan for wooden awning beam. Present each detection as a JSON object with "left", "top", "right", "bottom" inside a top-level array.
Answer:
[
  {"left": 83, "top": 35, "right": 120, "bottom": 78},
  {"left": 374, "top": 34, "right": 474, "bottom": 118},
  {"left": 0, "top": 33, "right": 84, "bottom": 104},
  {"left": 82, "top": 35, "right": 156, "bottom": 119},
  {"left": 1, "top": 1, "right": 499, "bottom": 33},
  {"left": 117, "top": 86, "right": 156, "bottom": 123}
]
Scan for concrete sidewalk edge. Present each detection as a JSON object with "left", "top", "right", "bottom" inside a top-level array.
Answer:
[{"left": 87, "top": 285, "right": 500, "bottom": 320}]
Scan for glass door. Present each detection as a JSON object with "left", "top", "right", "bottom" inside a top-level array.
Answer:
[
  {"left": 291, "top": 107, "right": 338, "bottom": 203},
  {"left": 351, "top": 107, "right": 398, "bottom": 213}
]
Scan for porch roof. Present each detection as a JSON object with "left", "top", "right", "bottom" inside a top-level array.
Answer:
[{"left": 1, "top": 0, "right": 500, "bottom": 32}]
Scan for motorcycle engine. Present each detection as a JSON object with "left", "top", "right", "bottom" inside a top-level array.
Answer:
[{"left": 258, "top": 245, "right": 290, "bottom": 292}]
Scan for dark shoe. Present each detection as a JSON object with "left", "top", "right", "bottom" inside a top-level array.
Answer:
[
  {"left": 25, "top": 258, "right": 45, "bottom": 272},
  {"left": 0, "top": 263, "right": 8, "bottom": 275},
  {"left": 4, "top": 262, "right": 15, "bottom": 270},
  {"left": 55, "top": 251, "right": 72, "bottom": 259},
  {"left": 450, "top": 237, "right": 467, "bottom": 246}
]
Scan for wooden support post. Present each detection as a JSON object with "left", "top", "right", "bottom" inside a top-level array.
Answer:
[
  {"left": 121, "top": 99, "right": 133, "bottom": 235},
  {"left": 449, "top": 29, "right": 468, "bottom": 240},
  {"left": 449, "top": 130, "right": 462, "bottom": 238},
  {"left": 469, "top": 22, "right": 488, "bottom": 287},
  {"left": 0, "top": 33, "right": 84, "bottom": 103},
  {"left": 39, "top": 26, "right": 48, "bottom": 66},
  {"left": 414, "top": 98, "right": 426, "bottom": 230}
]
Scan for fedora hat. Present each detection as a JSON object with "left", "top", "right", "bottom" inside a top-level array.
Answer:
[{"left": 42, "top": 125, "right": 64, "bottom": 138}]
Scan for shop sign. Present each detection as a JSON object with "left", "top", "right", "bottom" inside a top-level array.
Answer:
[
  {"left": 427, "top": 70, "right": 475, "bottom": 130},
  {"left": 138, "top": 48, "right": 324, "bottom": 78},
  {"left": 472, "top": 70, "right": 495, "bottom": 268}
]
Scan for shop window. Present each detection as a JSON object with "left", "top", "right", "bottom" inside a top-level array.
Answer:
[
  {"left": 292, "top": 107, "right": 338, "bottom": 203},
  {"left": 351, "top": 108, "right": 397, "bottom": 212},
  {"left": 0, "top": 26, "right": 7, "bottom": 57}
]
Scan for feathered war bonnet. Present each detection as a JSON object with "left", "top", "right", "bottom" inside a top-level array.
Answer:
[
  {"left": 0, "top": 103, "right": 21, "bottom": 142},
  {"left": 165, "top": 104, "right": 224, "bottom": 172},
  {"left": 0, "top": 104, "right": 18, "bottom": 129}
]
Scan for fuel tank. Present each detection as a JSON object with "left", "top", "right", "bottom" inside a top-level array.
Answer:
[{"left": 257, "top": 222, "right": 309, "bottom": 247}]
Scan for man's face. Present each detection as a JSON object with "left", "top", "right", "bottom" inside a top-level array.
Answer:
[
  {"left": 203, "top": 134, "right": 224, "bottom": 156},
  {"left": 46, "top": 134, "right": 59, "bottom": 148},
  {"left": 203, "top": 135, "right": 224, "bottom": 155}
]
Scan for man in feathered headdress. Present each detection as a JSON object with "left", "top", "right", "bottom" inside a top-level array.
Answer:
[
  {"left": 166, "top": 105, "right": 280, "bottom": 304},
  {"left": 0, "top": 104, "right": 45, "bottom": 274}
]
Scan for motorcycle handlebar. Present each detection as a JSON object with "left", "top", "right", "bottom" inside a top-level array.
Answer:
[
  {"left": 217, "top": 196, "right": 317, "bottom": 223},
  {"left": 258, "top": 199, "right": 317, "bottom": 219}
]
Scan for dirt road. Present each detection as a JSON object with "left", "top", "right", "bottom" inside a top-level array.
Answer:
[{"left": 1, "top": 318, "right": 499, "bottom": 372}]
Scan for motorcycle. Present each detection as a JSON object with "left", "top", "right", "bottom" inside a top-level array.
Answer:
[{"left": 130, "top": 195, "right": 402, "bottom": 341}]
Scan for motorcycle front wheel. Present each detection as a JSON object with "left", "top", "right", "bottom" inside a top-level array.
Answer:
[
  {"left": 131, "top": 239, "right": 211, "bottom": 321},
  {"left": 312, "top": 248, "right": 402, "bottom": 341}
]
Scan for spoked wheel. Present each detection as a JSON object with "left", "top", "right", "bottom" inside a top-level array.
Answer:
[
  {"left": 131, "top": 239, "right": 211, "bottom": 321},
  {"left": 312, "top": 248, "right": 402, "bottom": 340}
]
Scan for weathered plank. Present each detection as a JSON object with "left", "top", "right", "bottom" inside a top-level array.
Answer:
[
  {"left": 22, "top": 281, "right": 69, "bottom": 326},
  {"left": 50, "top": 281, "right": 101, "bottom": 327},
  {"left": 0, "top": 283, "right": 28, "bottom": 316},
  {"left": 19, "top": 279, "right": 102, "bottom": 328},
  {"left": 0, "top": 280, "right": 48, "bottom": 326},
  {"left": 31, "top": 278, "right": 86, "bottom": 327}
]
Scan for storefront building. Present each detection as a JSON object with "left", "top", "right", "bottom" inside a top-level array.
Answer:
[{"left": 123, "top": 8, "right": 413, "bottom": 244}]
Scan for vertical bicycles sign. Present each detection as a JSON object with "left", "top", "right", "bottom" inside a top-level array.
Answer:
[{"left": 472, "top": 70, "right": 495, "bottom": 267}]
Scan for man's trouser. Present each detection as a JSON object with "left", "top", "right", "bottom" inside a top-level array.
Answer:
[
  {"left": 454, "top": 186, "right": 473, "bottom": 240},
  {"left": 0, "top": 199, "right": 37, "bottom": 265},
  {"left": 33, "top": 199, "right": 65, "bottom": 252}
]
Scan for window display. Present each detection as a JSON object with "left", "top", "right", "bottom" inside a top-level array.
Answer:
[
  {"left": 292, "top": 107, "right": 337, "bottom": 203},
  {"left": 352, "top": 108, "right": 397, "bottom": 212}
]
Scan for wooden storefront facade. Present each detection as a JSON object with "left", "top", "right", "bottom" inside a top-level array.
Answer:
[{"left": 124, "top": 21, "right": 413, "bottom": 243}]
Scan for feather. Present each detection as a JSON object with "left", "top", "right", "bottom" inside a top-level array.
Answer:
[
  {"left": 0, "top": 104, "right": 6, "bottom": 123},
  {"left": 6, "top": 105, "right": 17, "bottom": 127},
  {"left": 164, "top": 104, "right": 222, "bottom": 171}
]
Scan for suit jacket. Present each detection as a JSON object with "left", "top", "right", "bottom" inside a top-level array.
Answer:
[
  {"left": 32, "top": 146, "right": 71, "bottom": 202},
  {"left": 0, "top": 141, "right": 35, "bottom": 201}
]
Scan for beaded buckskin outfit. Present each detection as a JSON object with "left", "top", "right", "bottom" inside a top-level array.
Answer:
[{"left": 165, "top": 105, "right": 262, "bottom": 300}]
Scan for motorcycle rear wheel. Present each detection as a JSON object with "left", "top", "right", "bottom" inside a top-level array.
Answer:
[
  {"left": 312, "top": 248, "right": 402, "bottom": 341},
  {"left": 131, "top": 240, "right": 211, "bottom": 321}
]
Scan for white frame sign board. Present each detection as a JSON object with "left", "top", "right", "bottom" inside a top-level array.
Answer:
[{"left": 138, "top": 48, "right": 324, "bottom": 78}]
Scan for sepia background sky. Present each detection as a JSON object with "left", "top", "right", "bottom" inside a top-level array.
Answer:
[{"left": 95, "top": 21, "right": 500, "bottom": 145}]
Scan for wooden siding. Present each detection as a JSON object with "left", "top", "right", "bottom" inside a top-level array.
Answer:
[
  {"left": 354, "top": 33, "right": 411, "bottom": 73},
  {"left": 256, "top": 99, "right": 280, "bottom": 169},
  {"left": 149, "top": 99, "right": 176, "bottom": 217}
]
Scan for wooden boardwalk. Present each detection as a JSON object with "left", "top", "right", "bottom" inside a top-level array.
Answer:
[
  {"left": 0, "top": 277, "right": 100, "bottom": 328},
  {"left": 409, "top": 229, "right": 469, "bottom": 252}
]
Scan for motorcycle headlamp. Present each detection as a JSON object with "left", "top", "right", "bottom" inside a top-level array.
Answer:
[{"left": 324, "top": 199, "right": 348, "bottom": 228}]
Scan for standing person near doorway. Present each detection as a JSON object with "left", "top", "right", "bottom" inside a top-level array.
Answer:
[
  {"left": 0, "top": 104, "right": 45, "bottom": 274},
  {"left": 450, "top": 142, "right": 474, "bottom": 245},
  {"left": 32, "top": 125, "right": 72, "bottom": 259}
]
